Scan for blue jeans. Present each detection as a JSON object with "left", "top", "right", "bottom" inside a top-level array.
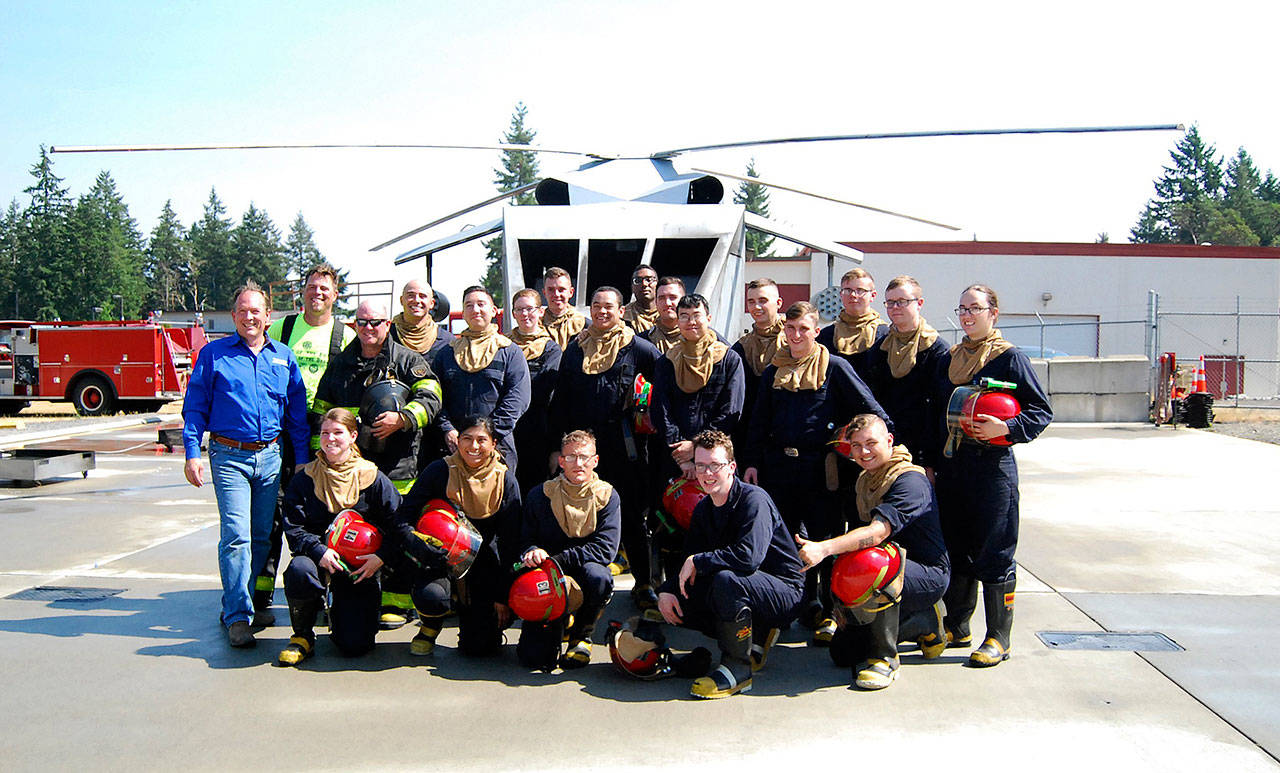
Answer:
[{"left": 209, "top": 442, "right": 282, "bottom": 626}]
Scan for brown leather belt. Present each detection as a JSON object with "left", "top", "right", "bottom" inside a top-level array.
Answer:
[{"left": 210, "top": 433, "right": 279, "bottom": 452}]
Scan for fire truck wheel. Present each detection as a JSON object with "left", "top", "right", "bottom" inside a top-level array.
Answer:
[{"left": 71, "top": 375, "right": 117, "bottom": 416}]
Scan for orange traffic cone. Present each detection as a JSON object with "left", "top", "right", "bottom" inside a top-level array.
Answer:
[{"left": 1192, "top": 356, "right": 1209, "bottom": 394}]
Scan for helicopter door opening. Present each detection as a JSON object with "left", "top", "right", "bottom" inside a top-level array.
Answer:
[
  {"left": 650, "top": 238, "right": 718, "bottom": 296},
  {"left": 516, "top": 239, "right": 579, "bottom": 299},
  {"left": 585, "top": 239, "right": 646, "bottom": 299}
]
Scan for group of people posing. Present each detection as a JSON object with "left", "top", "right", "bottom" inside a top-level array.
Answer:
[{"left": 181, "top": 260, "right": 1051, "bottom": 699}]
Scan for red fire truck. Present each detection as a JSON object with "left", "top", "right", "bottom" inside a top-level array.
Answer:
[{"left": 0, "top": 320, "right": 207, "bottom": 416}]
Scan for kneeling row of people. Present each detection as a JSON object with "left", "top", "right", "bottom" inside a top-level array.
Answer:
[{"left": 279, "top": 407, "right": 952, "bottom": 699}]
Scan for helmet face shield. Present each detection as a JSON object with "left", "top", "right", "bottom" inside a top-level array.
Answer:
[{"left": 607, "top": 615, "right": 674, "bottom": 680}]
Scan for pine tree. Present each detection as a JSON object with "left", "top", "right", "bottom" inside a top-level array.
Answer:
[
  {"left": 233, "top": 203, "right": 286, "bottom": 298},
  {"left": 1131, "top": 126, "right": 1225, "bottom": 244},
  {"left": 1224, "top": 148, "right": 1280, "bottom": 246},
  {"left": 0, "top": 200, "right": 22, "bottom": 318},
  {"left": 284, "top": 212, "right": 323, "bottom": 280},
  {"left": 67, "top": 171, "right": 147, "bottom": 320},
  {"left": 481, "top": 102, "right": 540, "bottom": 297},
  {"left": 145, "top": 201, "right": 192, "bottom": 311},
  {"left": 189, "top": 188, "right": 235, "bottom": 309},
  {"left": 20, "top": 147, "right": 74, "bottom": 320},
  {"left": 734, "top": 158, "right": 774, "bottom": 258}
]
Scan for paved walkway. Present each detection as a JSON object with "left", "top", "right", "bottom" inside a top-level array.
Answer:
[{"left": 0, "top": 421, "right": 1275, "bottom": 771}]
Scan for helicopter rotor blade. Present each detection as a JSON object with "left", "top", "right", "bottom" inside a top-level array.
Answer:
[
  {"left": 369, "top": 181, "right": 540, "bottom": 252},
  {"left": 49, "top": 142, "right": 617, "bottom": 159},
  {"left": 692, "top": 166, "right": 962, "bottom": 231},
  {"left": 655, "top": 123, "right": 1184, "bottom": 158}
]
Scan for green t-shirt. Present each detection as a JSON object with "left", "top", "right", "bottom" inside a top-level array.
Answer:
[{"left": 267, "top": 314, "right": 357, "bottom": 406}]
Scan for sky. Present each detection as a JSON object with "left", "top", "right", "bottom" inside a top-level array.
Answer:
[{"left": 3, "top": 0, "right": 1279, "bottom": 305}]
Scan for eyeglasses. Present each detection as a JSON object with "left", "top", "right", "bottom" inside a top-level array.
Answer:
[
  {"left": 954, "top": 306, "right": 990, "bottom": 316},
  {"left": 632, "top": 276, "right": 658, "bottom": 285},
  {"left": 355, "top": 318, "right": 388, "bottom": 328},
  {"left": 884, "top": 298, "right": 920, "bottom": 309},
  {"left": 561, "top": 453, "right": 596, "bottom": 464},
  {"left": 693, "top": 461, "right": 730, "bottom": 474},
  {"left": 512, "top": 305, "right": 541, "bottom": 315},
  {"left": 839, "top": 287, "right": 872, "bottom": 297}
]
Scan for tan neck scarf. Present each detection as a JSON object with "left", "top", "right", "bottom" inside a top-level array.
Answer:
[
  {"left": 303, "top": 449, "right": 379, "bottom": 513},
  {"left": 623, "top": 301, "right": 658, "bottom": 333},
  {"left": 649, "top": 323, "right": 684, "bottom": 355},
  {"left": 510, "top": 326, "right": 552, "bottom": 361},
  {"left": 543, "top": 472, "right": 613, "bottom": 538},
  {"left": 668, "top": 332, "right": 729, "bottom": 393},
  {"left": 832, "top": 310, "right": 885, "bottom": 355},
  {"left": 855, "top": 444, "right": 925, "bottom": 523},
  {"left": 948, "top": 328, "right": 1013, "bottom": 385},
  {"left": 771, "top": 342, "right": 829, "bottom": 392},
  {"left": 578, "top": 322, "right": 635, "bottom": 375},
  {"left": 392, "top": 312, "right": 438, "bottom": 354},
  {"left": 881, "top": 318, "right": 940, "bottom": 379},
  {"left": 445, "top": 449, "right": 507, "bottom": 521},
  {"left": 451, "top": 324, "right": 512, "bottom": 373},
  {"left": 542, "top": 308, "right": 585, "bottom": 351},
  {"left": 737, "top": 318, "right": 784, "bottom": 377}
]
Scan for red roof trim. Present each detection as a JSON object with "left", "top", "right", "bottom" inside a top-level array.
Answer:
[{"left": 836, "top": 241, "right": 1280, "bottom": 259}]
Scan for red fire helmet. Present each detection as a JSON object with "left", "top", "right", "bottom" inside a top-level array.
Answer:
[
  {"left": 830, "top": 542, "right": 903, "bottom": 608},
  {"left": 509, "top": 558, "right": 568, "bottom": 622},
  {"left": 959, "top": 390, "right": 1021, "bottom": 447},
  {"left": 607, "top": 616, "right": 670, "bottom": 679},
  {"left": 661, "top": 477, "right": 707, "bottom": 531},
  {"left": 415, "top": 498, "right": 482, "bottom": 578},
  {"left": 325, "top": 510, "right": 383, "bottom": 571}
]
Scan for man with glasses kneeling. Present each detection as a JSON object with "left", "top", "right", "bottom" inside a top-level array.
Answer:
[
  {"left": 312, "top": 300, "right": 443, "bottom": 627},
  {"left": 656, "top": 430, "right": 804, "bottom": 699}
]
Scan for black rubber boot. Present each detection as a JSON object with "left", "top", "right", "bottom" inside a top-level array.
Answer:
[
  {"left": 898, "top": 600, "right": 946, "bottom": 659},
  {"left": 560, "top": 604, "right": 604, "bottom": 670},
  {"left": 691, "top": 607, "right": 753, "bottom": 699},
  {"left": 969, "top": 578, "right": 1015, "bottom": 667},
  {"left": 517, "top": 619, "right": 564, "bottom": 672},
  {"left": 277, "top": 598, "right": 320, "bottom": 667},
  {"left": 943, "top": 573, "right": 978, "bottom": 648},
  {"left": 854, "top": 604, "right": 900, "bottom": 690}
]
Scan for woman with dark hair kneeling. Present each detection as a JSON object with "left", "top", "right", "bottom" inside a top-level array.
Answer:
[
  {"left": 516, "top": 429, "right": 621, "bottom": 671},
  {"left": 396, "top": 416, "right": 522, "bottom": 657},
  {"left": 278, "top": 408, "right": 426, "bottom": 665}
]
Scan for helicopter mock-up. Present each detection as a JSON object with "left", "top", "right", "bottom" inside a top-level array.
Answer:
[{"left": 52, "top": 124, "right": 1181, "bottom": 336}]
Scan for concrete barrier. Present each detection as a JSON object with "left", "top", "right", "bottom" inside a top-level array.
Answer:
[{"left": 1034, "top": 355, "right": 1150, "bottom": 422}]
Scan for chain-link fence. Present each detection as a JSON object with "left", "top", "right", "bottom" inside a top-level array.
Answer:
[{"left": 1150, "top": 293, "right": 1280, "bottom": 408}]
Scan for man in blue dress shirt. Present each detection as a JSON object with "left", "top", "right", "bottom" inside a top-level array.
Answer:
[{"left": 183, "top": 281, "right": 309, "bottom": 648}]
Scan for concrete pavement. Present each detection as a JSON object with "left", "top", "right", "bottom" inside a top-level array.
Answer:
[{"left": 0, "top": 421, "right": 1275, "bottom": 771}]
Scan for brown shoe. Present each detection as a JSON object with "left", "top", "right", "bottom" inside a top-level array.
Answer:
[{"left": 227, "top": 620, "right": 256, "bottom": 648}]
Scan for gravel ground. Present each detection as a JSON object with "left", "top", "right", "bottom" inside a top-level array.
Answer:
[{"left": 1210, "top": 420, "right": 1280, "bottom": 446}]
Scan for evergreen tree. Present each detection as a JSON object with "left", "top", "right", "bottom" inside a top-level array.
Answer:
[
  {"left": 1224, "top": 148, "right": 1280, "bottom": 246},
  {"left": 233, "top": 203, "right": 286, "bottom": 301},
  {"left": 734, "top": 158, "right": 775, "bottom": 257},
  {"left": 0, "top": 200, "right": 22, "bottom": 318},
  {"left": 189, "top": 188, "right": 235, "bottom": 309},
  {"left": 67, "top": 172, "right": 146, "bottom": 319},
  {"left": 482, "top": 102, "right": 540, "bottom": 296},
  {"left": 20, "top": 147, "right": 74, "bottom": 320},
  {"left": 1131, "top": 126, "right": 1225, "bottom": 244},
  {"left": 284, "top": 212, "right": 323, "bottom": 280},
  {"left": 145, "top": 201, "right": 192, "bottom": 311}
]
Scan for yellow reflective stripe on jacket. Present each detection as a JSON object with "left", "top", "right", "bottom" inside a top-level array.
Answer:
[
  {"left": 255, "top": 575, "right": 276, "bottom": 593},
  {"left": 403, "top": 400, "right": 430, "bottom": 430},
  {"left": 391, "top": 478, "right": 416, "bottom": 495},
  {"left": 412, "top": 377, "right": 443, "bottom": 401},
  {"left": 381, "top": 592, "right": 414, "bottom": 610}
]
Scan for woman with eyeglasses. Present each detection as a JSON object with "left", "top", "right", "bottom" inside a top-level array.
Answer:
[
  {"left": 508, "top": 288, "right": 563, "bottom": 496},
  {"left": 932, "top": 284, "right": 1051, "bottom": 668},
  {"left": 394, "top": 416, "right": 522, "bottom": 658},
  {"left": 816, "top": 268, "right": 890, "bottom": 382},
  {"left": 863, "top": 275, "right": 949, "bottom": 467}
]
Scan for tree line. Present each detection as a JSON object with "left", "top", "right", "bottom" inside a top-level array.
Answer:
[
  {"left": 0, "top": 147, "right": 325, "bottom": 321},
  {"left": 1131, "top": 125, "right": 1280, "bottom": 247}
]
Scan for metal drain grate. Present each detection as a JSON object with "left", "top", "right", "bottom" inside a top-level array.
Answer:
[
  {"left": 6, "top": 586, "right": 125, "bottom": 603},
  {"left": 1037, "top": 631, "right": 1183, "bottom": 652}
]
